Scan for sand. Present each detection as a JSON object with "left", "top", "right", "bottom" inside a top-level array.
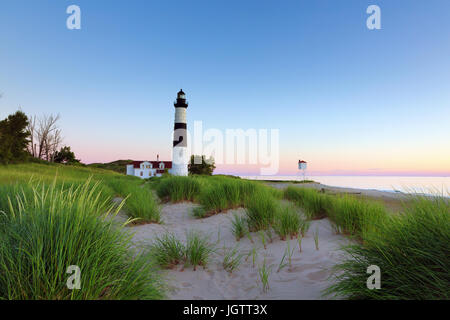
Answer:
[
  {"left": 118, "top": 199, "right": 349, "bottom": 300},
  {"left": 113, "top": 183, "right": 413, "bottom": 299}
]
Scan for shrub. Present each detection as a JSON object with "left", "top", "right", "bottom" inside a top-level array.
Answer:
[
  {"left": 0, "top": 179, "right": 164, "bottom": 300},
  {"left": 326, "top": 193, "right": 450, "bottom": 300}
]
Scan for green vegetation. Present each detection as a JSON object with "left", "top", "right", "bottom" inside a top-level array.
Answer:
[
  {"left": 230, "top": 214, "right": 247, "bottom": 241},
  {"left": 188, "top": 155, "right": 216, "bottom": 175},
  {"left": 0, "top": 163, "right": 160, "bottom": 223},
  {"left": 185, "top": 231, "right": 215, "bottom": 270},
  {"left": 0, "top": 111, "right": 30, "bottom": 164},
  {"left": 2, "top": 162, "right": 447, "bottom": 300},
  {"left": 283, "top": 184, "right": 449, "bottom": 299},
  {"left": 245, "top": 191, "right": 278, "bottom": 231},
  {"left": 313, "top": 227, "right": 319, "bottom": 250},
  {"left": 54, "top": 146, "right": 80, "bottom": 164},
  {"left": 149, "top": 231, "right": 214, "bottom": 271},
  {"left": 149, "top": 233, "right": 185, "bottom": 269},
  {"left": 156, "top": 176, "right": 201, "bottom": 202},
  {"left": 87, "top": 160, "right": 133, "bottom": 174},
  {"left": 273, "top": 205, "right": 302, "bottom": 240},
  {"left": 284, "top": 186, "right": 332, "bottom": 219},
  {"left": 198, "top": 178, "right": 258, "bottom": 214},
  {"left": 0, "top": 179, "right": 164, "bottom": 300},
  {"left": 258, "top": 258, "right": 272, "bottom": 293},
  {"left": 108, "top": 179, "right": 160, "bottom": 223},
  {"left": 222, "top": 245, "right": 244, "bottom": 273},
  {"left": 326, "top": 193, "right": 450, "bottom": 300},
  {"left": 327, "top": 195, "right": 388, "bottom": 238}
]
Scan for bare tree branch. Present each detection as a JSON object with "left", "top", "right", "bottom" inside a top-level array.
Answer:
[{"left": 29, "top": 113, "right": 62, "bottom": 161}]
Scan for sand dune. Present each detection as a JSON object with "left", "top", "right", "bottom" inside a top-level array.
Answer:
[{"left": 123, "top": 202, "right": 349, "bottom": 300}]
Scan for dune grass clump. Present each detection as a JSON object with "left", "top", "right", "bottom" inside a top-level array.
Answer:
[
  {"left": 0, "top": 179, "right": 165, "bottom": 300},
  {"left": 149, "top": 231, "right": 214, "bottom": 271},
  {"left": 185, "top": 231, "right": 215, "bottom": 270},
  {"left": 222, "top": 245, "right": 244, "bottom": 273},
  {"left": 273, "top": 205, "right": 301, "bottom": 240},
  {"left": 198, "top": 178, "right": 259, "bottom": 214},
  {"left": 327, "top": 195, "right": 388, "bottom": 238},
  {"left": 149, "top": 233, "right": 186, "bottom": 269},
  {"left": 108, "top": 179, "right": 160, "bottom": 223},
  {"left": 326, "top": 193, "right": 450, "bottom": 300},
  {"left": 230, "top": 214, "right": 248, "bottom": 241},
  {"left": 284, "top": 186, "right": 331, "bottom": 219},
  {"left": 299, "top": 219, "right": 311, "bottom": 237},
  {"left": 192, "top": 206, "right": 207, "bottom": 218},
  {"left": 245, "top": 191, "right": 278, "bottom": 232},
  {"left": 156, "top": 176, "right": 201, "bottom": 202},
  {"left": 258, "top": 258, "right": 272, "bottom": 293}
]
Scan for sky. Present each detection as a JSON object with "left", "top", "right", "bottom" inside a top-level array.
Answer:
[{"left": 1, "top": 0, "right": 449, "bottom": 176}]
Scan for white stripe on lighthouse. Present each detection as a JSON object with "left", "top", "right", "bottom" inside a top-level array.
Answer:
[{"left": 175, "top": 108, "right": 186, "bottom": 123}]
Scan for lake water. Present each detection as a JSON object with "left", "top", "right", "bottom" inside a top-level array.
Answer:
[{"left": 241, "top": 175, "right": 450, "bottom": 194}]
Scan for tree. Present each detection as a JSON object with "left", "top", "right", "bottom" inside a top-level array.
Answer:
[
  {"left": 54, "top": 146, "right": 80, "bottom": 164},
  {"left": 188, "top": 155, "right": 216, "bottom": 175},
  {"left": 0, "top": 111, "right": 30, "bottom": 164},
  {"left": 28, "top": 114, "right": 62, "bottom": 161}
]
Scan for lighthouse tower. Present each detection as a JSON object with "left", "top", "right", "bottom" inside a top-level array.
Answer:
[{"left": 171, "top": 89, "right": 189, "bottom": 176}]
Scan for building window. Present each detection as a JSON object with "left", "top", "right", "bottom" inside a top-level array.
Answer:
[{"left": 140, "top": 171, "right": 143, "bottom": 176}]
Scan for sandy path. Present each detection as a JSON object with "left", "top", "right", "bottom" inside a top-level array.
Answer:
[{"left": 123, "top": 202, "right": 348, "bottom": 300}]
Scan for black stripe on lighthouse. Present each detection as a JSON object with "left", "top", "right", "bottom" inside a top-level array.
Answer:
[
  {"left": 174, "top": 123, "right": 187, "bottom": 130},
  {"left": 173, "top": 118, "right": 187, "bottom": 147}
]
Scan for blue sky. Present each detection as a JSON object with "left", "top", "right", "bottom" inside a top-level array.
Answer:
[{"left": 1, "top": 0, "right": 449, "bottom": 175}]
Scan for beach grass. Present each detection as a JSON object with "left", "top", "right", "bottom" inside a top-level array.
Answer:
[
  {"left": 197, "top": 178, "right": 259, "bottom": 214},
  {"left": 149, "top": 233, "right": 186, "bottom": 269},
  {"left": 230, "top": 214, "right": 247, "bottom": 241},
  {"left": 283, "top": 186, "right": 332, "bottom": 219},
  {"left": 327, "top": 195, "right": 388, "bottom": 238},
  {"left": 273, "top": 205, "right": 301, "bottom": 240},
  {"left": 149, "top": 231, "right": 214, "bottom": 271},
  {"left": 156, "top": 176, "right": 201, "bottom": 202},
  {"left": 326, "top": 192, "right": 450, "bottom": 300},
  {"left": 185, "top": 231, "right": 214, "bottom": 270},
  {"left": 108, "top": 178, "right": 160, "bottom": 223},
  {"left": 258, "top": 258, "right": 272, "bottom": 293},
  {"left": 245, "top": 191, "right": 278, "bottom": 232},
  {"left": 0, "top": 179, "right": 164, "bottom": 300},
  {"left": 222, "top": 245, "right": 244, "bottom": 273}
]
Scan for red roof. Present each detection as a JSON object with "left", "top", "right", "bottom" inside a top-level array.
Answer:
[
  {"left": 298, "top": 160, "right": 307, "bottom": 163},
  {"left": 132, "top": 161, "right": 172, "bottom": 169}
]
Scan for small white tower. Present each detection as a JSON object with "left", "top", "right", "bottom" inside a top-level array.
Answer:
[{"left": 171, "top": 89, "right": 189, "bottom": 176}]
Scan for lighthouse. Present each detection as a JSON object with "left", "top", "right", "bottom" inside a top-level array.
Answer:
[{"left": 171, "top": 89, "right": 189, "bottom": 176}]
